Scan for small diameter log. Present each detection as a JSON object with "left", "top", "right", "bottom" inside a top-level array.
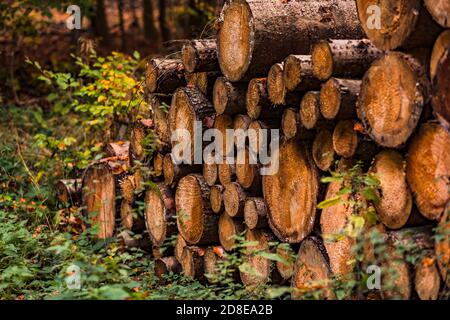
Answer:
[
  {"left": 275, "top": 244, "right": 295, "bottom": 282},
  {"left": 300, "top": 91, "right": 322, "bottom": 130},
  {"left": 204, "top": 246, "right": 239, "bottom": 283},
  {"left": 320, "top": 78, "right": 360, "bottom": 121},
  {"left": 118, "top": 230, "right": 151, "bottom": 251},
  {"left": 175, "top": 234, "right": 187, "bottom": 262},
  {"left": 210, "top": 184, "right": 224, "bottom": 214},
  {"left": 129, "top": 119, "right": 153, "bottom": 164},
  {"left": 406, "top": 123, "right": 450, "bottom": 220},
  {"left": 312, "top": 128, "right": 335, "bottom": 172},
  {"left": 291, "top": 237, "right": 334, "bottom": 300},
  {"left": 430, "top": 30, "right": 450, "bottom": 127},
  {"left": 146, "top": 58, "right": 186, "bottom": 94},
  {"left": 104, "top": 141, "right": 130, "bottom": 158},
  {"left": 246, "top": 78, "right": 275, "bottom": 120},
  {"left": 219, "top": 214, "right": 245, "bottom": 251},
  {"left": 267, "top": 63, "right": 288, "bottom": 106},
  {"left": 168, "top": 87, "right": 215, "bottom": 162},
  {"left": 56, "top": 179, "right": 82, "bottom": 207},
  {"left": 163, "top": 153, "right": 201, "bottom": 188},
  {"left": 233, "top": 114, "right": 252, "bottom": 146},
  {"left": 176, "top": 174, "right": 219, "bottom": 245},
  {"left": 203, "top": 153, "right": 218, "bottom": 187},
  {"left": 218, "top": 0, "right": 363, "bottom": 81},
  {"left": 414, "top": 252, "right": 441, "bottom": 300},
  {"left": 281, "top": 108, "right": 301, "bottom": 140},
  {"left": 248, "top": 119, "right": 280, "bottom": 155},
  {"left": 155, "top": 256, "right": 182, "bottom": 283},
  {"left": 425, "top": 0, "right": 450, "bottom": 28},
  {"left": 240, "top": 229, "right": 273, "bottom": 287},
  {"left": 218, "top": 159, "right": 236, "bottom": 186},
  {"left": 332, "top": 120, "right": 358, "bottom": 158},
  {"left": 182, "top": 39, "right": 218, "bottom": 73},
  {"left": 213, "top": 77, "right": 247, "bottom": 115},
  {"left": 185, "top": 71, "right": 220, "bottom": 96},
  {"left": 357, "top": 52, "right": 429, "bottom": 148},
  {"left": 214, "top": 114, "right": 234, "bottom": 159},
  {"left": 369, "top": 151, "right": 412, "bottom": 230},
  {"left": 283, "top": 55, "right": 320, "bottom": 93},
  {"left": 244, "top": 197, "right": 268, "bottom": 230},
  {"left": 263, "top": 139, "right": 319, "bottom": 243},
  {"left": 236, "top": 148, "right": 261, "bottom": 193},
  {"left": 152, "top": 152, "right": 164, "bottom": 178},
  {"left": 355, "top": 0, "right": 441, "bottom": 51},
  {"left": 435, "top": 204, "right": 450, "bottom": 286},
  {"left": 120, "top": 199, "right": 145, "bottom": 232},
  {"left": 150, "top": 95, "right": 171, "bottom": 146},
  {"left": 223, "top": 182, "right": 247, "bottom": 218},
  {"left": 311, "top": 39, "right": 384, "bottom": 81},
  {"left": 181, "top": 246, "right": 206, "bottom": 282}
]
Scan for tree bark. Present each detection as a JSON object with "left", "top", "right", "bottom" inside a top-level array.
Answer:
[
  {"left": 146, "top": 59, "right": 186, "bottom": 94},
  {"left": 435, "top": 203, "right": 450, "bottom": 287},
  {"left": 283, "top": 55, "right": 321, "bottom": 92},
  {"left": 320, "top": 78, "right": 360, "bottom": 121},
  {"left": 185, "top": 71, "right": 220, "bottom": 96},
  {"left": 182, "top": 39, "right": 219, "bottom": 73},
  {"left": 143, "top": 0, "right": 157, "bottom": 40},
  {"left": 181, "top": 246, "right": 206, "bottom": 282}
]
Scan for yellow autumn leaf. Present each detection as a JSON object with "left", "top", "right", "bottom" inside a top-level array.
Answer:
[{"left": 97, "top": 95, "right": 107, "bottom": 103}]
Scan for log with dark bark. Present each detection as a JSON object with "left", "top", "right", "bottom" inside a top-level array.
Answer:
[
  {"left": 246, "top": 78, "right": 276, "bottom": 120},
  {"left": 311, "top": 39, "right": 384, "bottom": 81},
  {"left": 312, "top": 128, "right": 335, "bottom": 172},
  {"left": 357, "top": 52, "right": 429, "bottom": 148},
  {"left": 210, "top": 184, "right": 224, "bottom": 214},
  {"left": 163, "top": 153, "right": 201, "bottom": 188},
  {"left": 154, "top": 256, "right": 182, "bottom": 283},
  {"left": 355, "top": 0, "right": 441, "bottom": 51},
  {"left": 406, "top": 123, "right": 450, "bottom": 220},
  {"left": 414, "top": 252, "right": 441, "bottom": 300},
  {"left": 218, "top": 214, "right": 245, "bottom": 251},
  {"left": 182, "top": 39, "right": 219, "bottom": 73},
  {"left": 146, "top": 58, "right": 186, "bottom": 94},
  {"left": 332, "top": 120, "right": 358, "bottom": 158},
  {"left": 217, "top": 0, "right": 363, "bottom": 81},
  {"left": 145, "top": 182, "right": 177, "bottom": 247},
  {"left": 213, "top": 77, "right": 247, "bottom": 115},
  {"left": 283, "top": 55, "right": 320, "bottom": 93},
  {"left": 424, "top": 0, "right": 450, "bottom": 28},
  {"left": 223, "top": 182, "right": 248, "bottom": 218},
  {"left": 56, "top": 179, "right": 82, "bottom": 207},
  {"left": 176, "top": 174, "right": 219, "bottom": 245},
  {"left": 291, "top": 237, "right": 334, "bottom": 300},
  {"left": 244, "top": 197, "right": 268, "bottom": 230},
  {"left": 181, "top": 246, "right": 206, "bottom": 281},
  {"left": 430, "top": 30, "right": 450, "bottom": 128},
  {"left": 263, "top": 139, "right": 319, "bottom": 243},
  {"left": 320, "top": 78, "right": 360, "bottom": 121},
  {"left": 300, "top": 92, "right": 322, "bottom": 130},
  {"left": 104, "top": 141, "right": 130, "bottom": 158},
  {"left": 369, "top": 151, "right": 412, "bottom": 230}
]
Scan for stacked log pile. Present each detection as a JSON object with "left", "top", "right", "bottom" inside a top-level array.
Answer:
[{"left": 58, "top": 0, "right": 450, "bottom": 300}]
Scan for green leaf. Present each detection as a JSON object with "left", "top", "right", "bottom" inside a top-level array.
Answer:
[{"left": 317, "top": 196, "right": 342, "bottom": 209}]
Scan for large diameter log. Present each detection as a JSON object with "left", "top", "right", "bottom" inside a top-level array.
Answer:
[
  {"left": 291, "top": 237, "right": 334, "bottom": 300},
  {"left": 263, "top": 139, "right": 319, "bottom": 243},
  {"left": 144, "top": 182, "right": 176, "bottom": 247},
  {"left": 414, "top": 253, "right": 441, "bottom": 300},
  {"left": 312, "top": 128, "right": 335, "bottom": 172},
  {"left": 246, "top": 78, "right": 273, "bottom": 120},
  {"left": 244, "top": 197, "right": 268, "bottom": 230},
  {"left": 181, "top": 246, "right": 206, "bottom": 282},
  {"left": 182, "top": 39, "right": 218, "bottom": 73},
  {"left": 239, "top": 229, "right": 272, "bottom": 287},
  {"left": 406, "top": 123, "right": 450, "bottom": 220},
  {"left": 163, "top": 153, "right": 201, "bottom": 188},
  {"left": 210, "top": 184, "right": 224, "bottom": 214},
  {"left": 176, "top": 174, "right": 219, "bottom": 245},
  {"left": 357, "top": 52, "right": 429, "bottom": 148},
  {"left": 435, "top": 203, "right": 450, "bottom": 286},
  {"left": 155, "top": 257, "right": 182, "bottom": 284},
  {"left": 425, "top": 0, "right": 450, "bottom": 28},
  {"left": 217, "top": 0, "right": 363, "bottom": 82},
  {"left": 56, "top": 179, "right": 82, "bottom": 207},
  {"left": 146, "top": 58, "right": 186, "bottom": 94},
  {"left": 355, "top": 0, "right": 441, "bottom": 51},
  {"left": 168, "top": 87, "right": 215, "bottom": 162},
  {"left": 320, "top": 78, "right": 360, "bottom": 121},
  {"left": 311, "top": 39, "right": 384, "bottom": 81},
  {"left": 218, "top": 214, "right": 245, "bottom": 251},
  {"left": 369, "top": 151, "right": 412, "bottom": 229},
  {"left": 150, "top": 95, "right": 171, "bottom": 146},
  {"left": 283, "top": 55, "right": 320, "bottom": 93},
  {"left": 430, "top": 30, "right": 450, "bottom": 128},
  {"left": 213, "top": 77, "right": 247, "bottom": 116}
]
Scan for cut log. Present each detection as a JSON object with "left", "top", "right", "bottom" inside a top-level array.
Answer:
[
  {"left": 168, "top": 87, "right": 215, "bottom": 162},
  {"left": 181, "top": 246, "right": 206, "bottom": 282},
  {"left": 355, "top": 0, "right": 441, "bottom": 51},
  {"left": 152, "top": 152, "right": 164, "bottom": 178},
  {"left": 213, "top": 114, "right": 234, "bottom": 158},
  {"left": 414, "top": 252, "right": 441, "bottom": 300},
  {"left": 213, "top": 77, "right": 247, "bottom": 115},
  {"left": 146, "top": 58, "right": 186, "bottom": 94},
  {"left": 283, "top": 55, "right": 320, "bottom": 93},
  {"left": 239, "top": 229, "right": 272, "bottom": 287},
  {"left": 175, "top": 234, "right": 187, "bottom": 262},
  {"left": 244, "top": 197, "right": 268, "bottom": 230},
  {"left": 120, "top": 199, "right": 145, "bottom": 232},
  {"left": 369, "top": 151, "right": 412, "bottom": 230},
  {"left": 218, "top": 159, "right": 236, "bottom": 186},
  {"left": 281, "top": 108, "right": 300, "bottom": 140},
  {"left": 210, "top": 184, "right": 224, "bottom": 214},
  {"left": 150, "top": 95, "right": 171, "bottom": 146},
  {"left": 424, "top": 0, "right": 450, "bottom": 28},
  {"left": 118, "top": 230, "right": 151, "bottom": 251},
  {"left": 218, "top": 214, "right": 245, "bottom": 251},
  {"left": 267, "top": 63, "right": 288, "bottom": 106},
  {"left": 155, "top": 257, "right": 182, "bottom": 284},
  {"left": 275, "top": 244, "right": 295, "bottom": 281},
  {"left": 357, "top": 52, "right": 429, "bottom": 148},
  {"left": 320, "top": 78, "right": 360, "bottom": 121},
  {"left": 204, "top": 246, "right": 239, "bottom": 283},
  {"left": 291, "top": 237, "right": 334, "bottom": 300},
  {"left": 217, "top": 0, "right": 363, "bottom": 81},
  {"left": 233, "top": 114, "right": 252, "bottom": 146},
  {"left": 203, "top": 153, "right": 218, "bottom": 187},
  {"left": 185, "top": 71, "right": 220, "bottom": 96},
  {"left": 246, "top": 78, "right": 273, "bottom": 119},
  {"left": 263, "top": 139, "right": 319, "bottom": 243},
  {"left": 430, "top": 30, "right": 450, "bottom": 128},
  {"left": 312, "top": 128, "right": 335, "bottom": 172},
  {"left": 163, "top": 153, "right": 201, "bottom": 188},
  {"left": 380, "top": 245, "right": 412, "bottom": 300},
  {"left": 406, "top": 123, "right": 450, "bottom": 220},
  {"left": 248, "top": 119, "right": 280, "bottom": 155},
  {"left": 332, "top": 120, "right": 358, "bottom": 158},
  {"left": 56, "top": 179, "right": 82, "bottom": 207},
  {"left": 129, "top": 119, "right": 153, "bottom": 164},
  {"left": 144, "top": 182, "right": 176, "bottom": 247},
  {"left": 120, "top": 175, "right": 136, "bottom": 204},
  {"left": 176, "top": 174, "right": 219, "bottom": 245},
  {"left": 311, "top": 39, "right": 384, "bottom": 81},
  {"left": 182, "top": 39, "right": 218, "bottom": 73},
  {"left": 223, "top": 182, "right": 247, "bottom": 218},
  {"left": 300, "top": 91, "right": 322, "bottom": 130},
  {"left": 236, "top": 148, "right": 261, "bottom": 193},
  {"left": 435, "top": 203, "right": 450, "bottom": 286},
  {"left": 104, "top": 141, "right": 130, "bottom": 158}
]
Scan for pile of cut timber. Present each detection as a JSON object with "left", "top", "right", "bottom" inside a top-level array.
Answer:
[{"left": 58, "top": 0, "right": 450, "bottom": 300}]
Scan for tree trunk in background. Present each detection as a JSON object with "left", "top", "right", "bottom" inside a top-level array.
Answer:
[
  {"left": 92, "top": 0, "right": 110, "bottom": 46},
  {"left": 159, "top": 0, "right": 171, "bottom": 44},
  {"left": 118, "top": 0, "right": 126, "bottom": 50},
  {"left": 143, "top": 0, "right": 158, "bottom": 41}
]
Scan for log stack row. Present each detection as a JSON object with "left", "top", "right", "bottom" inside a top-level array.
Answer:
[{"left": 58, "top": 0, "right": 450, "bottom": 300}]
